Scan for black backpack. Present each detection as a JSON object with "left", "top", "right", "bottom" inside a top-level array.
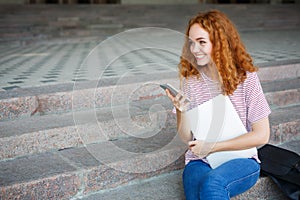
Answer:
[{"left": 258, "top": 144, "right": 300, "bottom": 200}]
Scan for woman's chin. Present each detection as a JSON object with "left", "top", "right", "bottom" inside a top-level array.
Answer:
[{"left": 197, "top": 62, "right": 209, "bottom": 67}]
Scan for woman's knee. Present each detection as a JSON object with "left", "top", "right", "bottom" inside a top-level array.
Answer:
[
  {"left": 182, "top": 160, "right": 212, "bottom": 199},
  {"left": 198, "top": 159, "right": 260, "bottom": 199},
  {"left": 199, "top": 173, "right": 230, "bottom": 200},
  {"left": 183, "top": 160, "right": 211, "bottom": 182},
  {"left": 200, "top": 173, "right": 227, "bottom": 188}
]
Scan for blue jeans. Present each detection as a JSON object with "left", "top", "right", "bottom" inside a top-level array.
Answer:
[{"left": 182, "top": 158, "right": 260, "bottom": 200}]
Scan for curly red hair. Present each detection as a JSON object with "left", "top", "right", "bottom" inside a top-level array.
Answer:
[{"left": 179, "top": 10, "right": 257, "bottom": 95}]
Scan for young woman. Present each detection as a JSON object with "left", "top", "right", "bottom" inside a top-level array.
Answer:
[{"left": 165, "top": 10, "right": 271, "bottom": 199}]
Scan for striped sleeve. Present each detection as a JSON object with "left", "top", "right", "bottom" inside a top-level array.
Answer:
[{"left": 245, "top": 72, "right": 271, "bottom": 125}]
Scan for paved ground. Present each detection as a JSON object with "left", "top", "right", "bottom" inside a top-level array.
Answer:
[{"left": 0, "top": 8, "right": 299, "bottom": 91}]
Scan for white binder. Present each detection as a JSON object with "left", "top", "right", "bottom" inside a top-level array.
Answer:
[{"left": 187, "top": 94, "right": 257, "bottom": 169}]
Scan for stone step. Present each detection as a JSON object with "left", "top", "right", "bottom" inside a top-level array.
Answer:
[
  {"left": 2, "top": 5, "right": 299, "bottom": 25},
  {"left": 78, "top": 171, "right": 287, "bottom": 200},
  {"left": 0, "top": 134, "right": 186, "bottom": 199},
  {"left": 0, "top": 96, "right": 176, "bottom": 160},
  {"left": 0, "top": 32, "right": 36, "bottom": 41},
  {"left": 0, "top": 4, "right": 299, "bottom": 45},
  {"left": 0, "top": 96, "right": 299, "bottom": 161},
  {"left": 0, "top": 73, "right": 178, "bottom": 121},
  {"left": 0, "top": 138, "right": 298, "bottom": 200},
  {"left": 0, "top": 63, "right": 299, "bottom": 122},
  {"left": 269, "top": 105, "right": 300, "bottom": 145},
  {"left": 258, "top": 62, "right": 300, "bottom": 82},
  {"left": 65, "top": 140, "right": 300, "bottom": 200},
  {"left": 263, "top": 77, "right": 300, "bottom": 108}
]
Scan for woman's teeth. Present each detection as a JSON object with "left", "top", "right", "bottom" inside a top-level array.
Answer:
[{"left": 196, "top": 54, "right": 205, "bottom": 59}]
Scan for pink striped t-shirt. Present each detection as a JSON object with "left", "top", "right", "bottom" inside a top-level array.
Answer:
[{"left": 181, "top": 71, "right": 271, "bottom": 165}]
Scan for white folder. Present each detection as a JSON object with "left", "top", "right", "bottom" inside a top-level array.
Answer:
[{"left": 187, "top": 94, "right": 257, "bottom": 169}]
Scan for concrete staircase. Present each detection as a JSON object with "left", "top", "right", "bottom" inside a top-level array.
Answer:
[
  {"left": 0, "top": 62, "right": 299, "bottom": 200},
  {"left": 0, "top": 4, "right": 300, "bottom": 46},
  {"left": 0, "top": 4, "right": 299, "bottom": 200}
]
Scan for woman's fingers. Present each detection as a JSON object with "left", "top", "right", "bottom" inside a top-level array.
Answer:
[
  {"left": 165, "top": 89, "right": 189, "bottom": 112},
  {"left": 188, "top": 140, "right": 197, "bottom": 148},
  {"left": 165, "top": 89, "right": 175, "bottom": 100},
  {"left": 176, "top": 92, "right": 189, "bottom": 112},
  {"left": 188, "top": 140, "right": 211, "bottom": 158},
  {"left": 176, "top": 92, "right": 185, "bottom": 104}
]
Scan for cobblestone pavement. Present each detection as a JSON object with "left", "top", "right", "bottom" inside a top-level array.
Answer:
[{"left": 0, "top": 26, "right": 299, "bottom": 91}]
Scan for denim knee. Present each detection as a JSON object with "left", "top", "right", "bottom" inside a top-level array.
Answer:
[
  {"left": 182, "top": 160, "right": 211, "bottom": 200},
  {"left": 198, "top": 159, "right": 260, "bottom": 200},
  {"left": 199, "top": 173, "right": 230, "bottom": 200}
]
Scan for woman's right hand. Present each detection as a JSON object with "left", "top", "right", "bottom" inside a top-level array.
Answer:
[
  {"left": 165, "top": 89, "right": 193, "bottom": 143},
  {"left": 165, "top": 89, "right": 190, "bottom": 112}
]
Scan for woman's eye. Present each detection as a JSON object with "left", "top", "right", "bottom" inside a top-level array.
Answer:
[
  {"left": 188, "top": 40, "right": 195, "bottom": 47},
  {"left": 188, "top": 40, "right": 206, "bottom": 48}
]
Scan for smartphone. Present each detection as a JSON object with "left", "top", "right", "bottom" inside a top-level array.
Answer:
[
  {"left": 160, "top": 84, "right": 190, "bottom": 102},
  {"left": 160, "top": 84, "right": 179, "bottom": 97}
]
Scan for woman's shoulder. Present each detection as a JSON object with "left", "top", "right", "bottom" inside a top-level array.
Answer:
[
  {"left": 183, "top": 75, "right": 199, "bottom": 84},
  {"left": 244, "top": 71, "right": 260, "bottom": 85},
  {"left": 246, "top": 71, "right": 258, "bottom": 79},
  {"left": 242, "top": 71, "right": 264, "bottom": 95},
  {"left": 185, "top": 75, "right": 198, "bottom": 80}
]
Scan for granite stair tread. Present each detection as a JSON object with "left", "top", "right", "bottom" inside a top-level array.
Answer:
[
  {"left": 80, "top": 170, "right": 288, "bottom": 200},
  {"left": 0, "top": 4, "right": 299, "bottom": 46},
  {"left": 2, "top": 140, "right": 297, "bottom": 200},
  {"left": 269, "top": 105, "right": 300, "bottom": 125},
  {"left": 0, "top": 135, "right": 186, "bottom": 199},
  {"left": 262, "top": 77, "right": 300, "bottom": 93},
  {"left": 0, "top": 73, "right": 298, "bottom": 121},
  {"left": 0, "top": 101, "right": 298, "bottom": 139},
  {"left": 0, "top": 101, "right": 299, "bottom": 160},
  {"left": 0, "top": 96, "right": 172, "bottom": 138},
  {"left": 0, "top": 74, "right": 298, "bottom": 100},
  {"left": 0, "top": 140, "right": 185, "bottom": 187},
  {"left": 75, "top": 140, "right": 300, "bottom": 200}
]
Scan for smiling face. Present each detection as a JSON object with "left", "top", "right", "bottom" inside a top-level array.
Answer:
[{"left": 188, "top": 23, "right": 212, "bottom": 67}]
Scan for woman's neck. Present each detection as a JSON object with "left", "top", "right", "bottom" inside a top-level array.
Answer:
[{"left": 197, "top": 64, "right": 219, "bottom": 82}]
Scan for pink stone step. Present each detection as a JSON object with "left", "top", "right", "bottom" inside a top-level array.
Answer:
[
  {"left": 0, "top": 64, "right": 299, "bottom": 122},
  {"left": 0, "top": 101, "right": 299, "bottom": 161},
  {"left": 1, "top": 139, "right": 298, "bottom": 200},
  {"left": 0, "top": 140, "right": 185, "bottom": 199}
]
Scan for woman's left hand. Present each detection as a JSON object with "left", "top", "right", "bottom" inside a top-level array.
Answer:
[{"left": 188, "top": 140, "right": 212, "bottom": 158}]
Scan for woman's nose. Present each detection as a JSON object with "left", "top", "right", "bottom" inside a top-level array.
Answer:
[{"left": 191, "top": 42, "right": 201, "bottom": 53}]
